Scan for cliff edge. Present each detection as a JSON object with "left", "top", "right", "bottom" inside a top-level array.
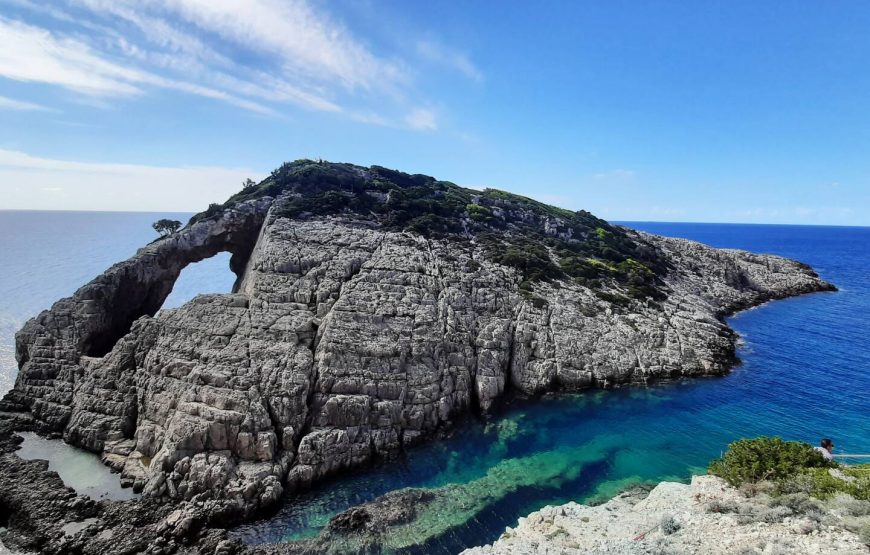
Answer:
[
  {"left": 0, "top": 160, "right": 835, "bottom": 554},
  {"left": 462, "top": 475, "right": 869, "bottom": 555}
]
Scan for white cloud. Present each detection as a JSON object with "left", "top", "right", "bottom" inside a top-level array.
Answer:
[
  {"left": 0, "top": 16, "right": 277, "bottom": 114},
  {"left": 144, "top": 0, "right": 405, "bottom": 91},
  {"left": 0, "top": 94, "right": 53, "bottom": 111},
  {"left": 0, "top": 149, "right": 259, "bottom": 211},
  {"left": 0, "top": 2, "right": 465, "bottom": 130},
  {"left": 417, "top": 40, "right": 483, "bottom": 82},
  {"left": 0, "top": 17, "right": 144, "bottom": 96},
  {"left": 405, "top": 108, "right": 438, "bottom": 131}
]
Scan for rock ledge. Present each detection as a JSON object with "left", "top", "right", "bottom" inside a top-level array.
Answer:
[{"left": 463, "top": 476, "right": 869, "bottom": 555}]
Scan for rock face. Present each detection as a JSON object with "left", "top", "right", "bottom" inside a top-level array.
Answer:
[
  {"left": 0, "top": 161, "right": 835, "bottom": 552},
  {"left": 461, "top": 475, "right": 869, "bottom": 555}
]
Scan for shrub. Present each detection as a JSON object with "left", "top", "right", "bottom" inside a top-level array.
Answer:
[
  {"left": 152, "top": 218, "right": 182, "bottom": 236},
  {"left": 185, "top": 159, "right": 670, "bottom": 302},
  {"left": 776, "top": 466, "right": 870, "bottom": 501},
  {"left": 704, "top": 499, "right": 737, "bottom": 514},
  {"left": 660, "top": 514, "right": 681, "bottom": 535},
  {"left": 708, "top": 437, "right": 835, "bottom": 487}
]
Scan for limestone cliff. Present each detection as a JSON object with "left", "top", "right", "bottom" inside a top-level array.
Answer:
[{"left": 0, "top": 161, "right": 834, "bottom": 552}]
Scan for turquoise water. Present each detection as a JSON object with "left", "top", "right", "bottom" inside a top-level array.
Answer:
[
  {"left": 0, "top": 213, "right": 867, "bottom": 552},
  {"left": 231, "top": 222, "right": 870, "bottom": 552}
]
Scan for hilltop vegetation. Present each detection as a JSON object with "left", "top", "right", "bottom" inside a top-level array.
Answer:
[{"left": 191, "top": 159, "right": 667, "bottom": 301}]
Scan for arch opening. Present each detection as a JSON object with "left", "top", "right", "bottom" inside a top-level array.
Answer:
[{"left": 161, "top": 251, "right": 238, "bottom": 310}]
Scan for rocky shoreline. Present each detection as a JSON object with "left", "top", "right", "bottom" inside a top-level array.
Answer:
[
  {"left": 0, "top": 161, "right": 837, "bottom": 554},
  {"left": 462, "top": 475, "right": 869, "bottom": 555}
]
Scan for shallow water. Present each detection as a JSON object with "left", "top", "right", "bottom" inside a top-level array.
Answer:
[
  {"left": 14, "top": 432, "right": 138, "bottom": 501},
  {"left": 0, "top": 211, "right": 232, "bottom": 502},
  {"left": 230, "top": 223, "right": 870, "bottom": 552},
  {"left": 0, "top": 214, "right": 867, "bottom": 552}
]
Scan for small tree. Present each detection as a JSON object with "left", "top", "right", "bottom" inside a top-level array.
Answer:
[
  {"left": 153, "top": 219, "right": 182, "bottom": 236},
  {"left": 242, "top": 178, "right": 256, "bottom": 190}
]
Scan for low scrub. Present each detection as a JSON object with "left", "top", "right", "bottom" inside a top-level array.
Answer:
[{"left": 708, "top": 436, "right": 835, "bottom": 486}]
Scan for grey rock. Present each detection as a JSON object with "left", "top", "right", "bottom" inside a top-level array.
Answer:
[{"left": 0, "top": 177, "right": 835, "bottom": 544}]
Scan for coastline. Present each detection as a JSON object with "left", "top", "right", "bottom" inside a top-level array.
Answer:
[{"left": 0, "top": 170, "right": 842, "bottom": 554}]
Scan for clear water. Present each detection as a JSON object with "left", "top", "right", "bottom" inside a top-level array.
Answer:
[
  {"left": 0, "top": 213, "right": 867, "bottom": 552},
  {"left": 14, "top": 432, "right": 138, "bottom": 501},
  {"left": 232, "top": 222, "right": 870, "bottom": 552},
  {"left": 0, "top": 211, "right": 234, "bottom": 499}
]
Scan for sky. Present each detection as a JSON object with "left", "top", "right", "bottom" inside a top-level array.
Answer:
[{"left": 0, "top": 1, "right": 868, "bottom": 225}]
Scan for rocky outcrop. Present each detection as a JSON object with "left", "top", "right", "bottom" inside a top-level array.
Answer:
[
  {"left": 0, "top": 161, "right": 836, "bottom": 554},
  {"left": 462, "top": 475, "right": 869, "bottom": 555},
  {"left": 4, "top": 198, "right": 269, "bottom": 435}
]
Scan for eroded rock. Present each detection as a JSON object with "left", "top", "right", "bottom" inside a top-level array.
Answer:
[{"left": 0, "top": 161, "right": 836, "bottom": 554}]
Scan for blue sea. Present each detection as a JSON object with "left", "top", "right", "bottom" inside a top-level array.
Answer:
[{"left": 1, "top": 212, "right": 868, "bottom": 552}]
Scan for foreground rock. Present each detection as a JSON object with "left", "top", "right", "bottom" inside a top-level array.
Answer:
[
  {"left": 0, "top": 161, "right": 836, "bottom": 553},
  {"left": 463, "top": 475, "right": 869, "bottom": 555}
]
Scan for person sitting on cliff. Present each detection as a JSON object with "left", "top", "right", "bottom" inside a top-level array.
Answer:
[{"left": 815, "top": 438, "right": 834, "bottom": 460}]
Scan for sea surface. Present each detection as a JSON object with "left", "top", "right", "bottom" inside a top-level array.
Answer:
[
  {"left": 0, "top": 213, "right": 867, "bottom": 552},
  {"left": 0, "top": 210, "right": 234, "bottom": 395}
]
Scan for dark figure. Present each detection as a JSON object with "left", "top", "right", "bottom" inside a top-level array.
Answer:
[{"left": 815, "top": 438, "right": 834, "bottom": 460}]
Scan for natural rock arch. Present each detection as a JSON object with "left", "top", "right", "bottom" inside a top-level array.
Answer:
[{"left": 6, "top": 198, "right": 272, "bottom": 430}]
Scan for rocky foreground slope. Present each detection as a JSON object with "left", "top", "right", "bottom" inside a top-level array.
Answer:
[
  {"left": 462, "top": 475, "right": 869, "bottom": 555},
  {"left": 0, "top": 160, "right": 835, "bottom": 553}
]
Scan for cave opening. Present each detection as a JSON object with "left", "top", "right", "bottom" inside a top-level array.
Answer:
[{"left": 160, "top": 251, "right": 238, "bottom": 310}]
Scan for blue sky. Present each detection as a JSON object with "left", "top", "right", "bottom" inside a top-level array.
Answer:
[{"left": 0, "top": 1, "right": 868, "bottom": 224}]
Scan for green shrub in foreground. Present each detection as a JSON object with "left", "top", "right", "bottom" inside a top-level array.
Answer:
[
  {"left": 778, "top": 466, "right": 870, "bottom": 501},
  {"left": 708, "top": 436, "right": 835, "bottom": 487}
]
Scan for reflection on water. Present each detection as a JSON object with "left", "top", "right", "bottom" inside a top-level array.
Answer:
[{"left": 15, "top": 432, "right": 138, "bottom": 501}]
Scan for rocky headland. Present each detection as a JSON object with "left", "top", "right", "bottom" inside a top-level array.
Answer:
[{"left": 0, "top": 160, "right": 836, "bottom": 554}]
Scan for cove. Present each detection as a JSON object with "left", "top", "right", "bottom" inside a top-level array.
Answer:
[{"left": 230, "top": 223, "right": 870, "bottom": 552}]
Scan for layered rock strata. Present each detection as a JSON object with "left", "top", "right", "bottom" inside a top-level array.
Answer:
[{"left": 0, "top": 162, "right": 835, "bottom": 553}]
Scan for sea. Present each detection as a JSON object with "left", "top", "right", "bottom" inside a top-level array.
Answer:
[{"left": 1, "top": 211, "right": 868, "bottom": 553}]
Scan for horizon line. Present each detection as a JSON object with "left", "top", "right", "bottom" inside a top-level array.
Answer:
[{"left": 1, "top": 208, "right": 868, "bottom": 229}]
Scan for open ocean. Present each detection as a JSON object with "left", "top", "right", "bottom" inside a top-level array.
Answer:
[{"left": 1, "top": 212, "right": 868, "bottom": 552}]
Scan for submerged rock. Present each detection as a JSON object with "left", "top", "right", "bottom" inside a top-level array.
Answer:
[{"left": 0, "top": 160, "right": 836, "bottom": 553}]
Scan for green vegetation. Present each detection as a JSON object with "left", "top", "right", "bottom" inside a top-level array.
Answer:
[
  {"left": 188, "top": 159, "right": 669, "bottom": 300},
  {"left": 708, "top": 437, "right": 835, "bottom": 486},
  {"left": 777, "top": 465, "right": 870, "bottom": 501},
  {"left": 709, "top": 437, "right": 870, "bottom": 543},
  {"left": 152, "top": 218, "right": 181, "bottom": 236}
]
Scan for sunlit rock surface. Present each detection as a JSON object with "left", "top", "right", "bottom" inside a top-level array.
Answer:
[
  {"left": 0, "top": 161, "right": 835, "bottom": 553},
  {"left": 462, "top": 476, "right": 869, "bottom": 555}
]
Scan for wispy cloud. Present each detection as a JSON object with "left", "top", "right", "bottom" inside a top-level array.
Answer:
[
  {"left": 136, "top": 0, "right": 405, "bottom": 91},
  {"left": 0, "top": 17, "right": 143, "bottom": 96},
  {"left": 0, "top": 94, "right": 53, "bottom": 111},
  {"left": 417, "top": 40, "right": 483, "bottom": 82},
  {"left": 0, "top": 1, "right": 454, "bottom": 129},
  {"left": 405, "top": 107, "right": 438, "bottom": 131},
  {"left": 0, "top": 149, "right": 258, "bottom": 211},
  {"left": 0, "top": 16, "right": 277, "bottom": 114}
]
